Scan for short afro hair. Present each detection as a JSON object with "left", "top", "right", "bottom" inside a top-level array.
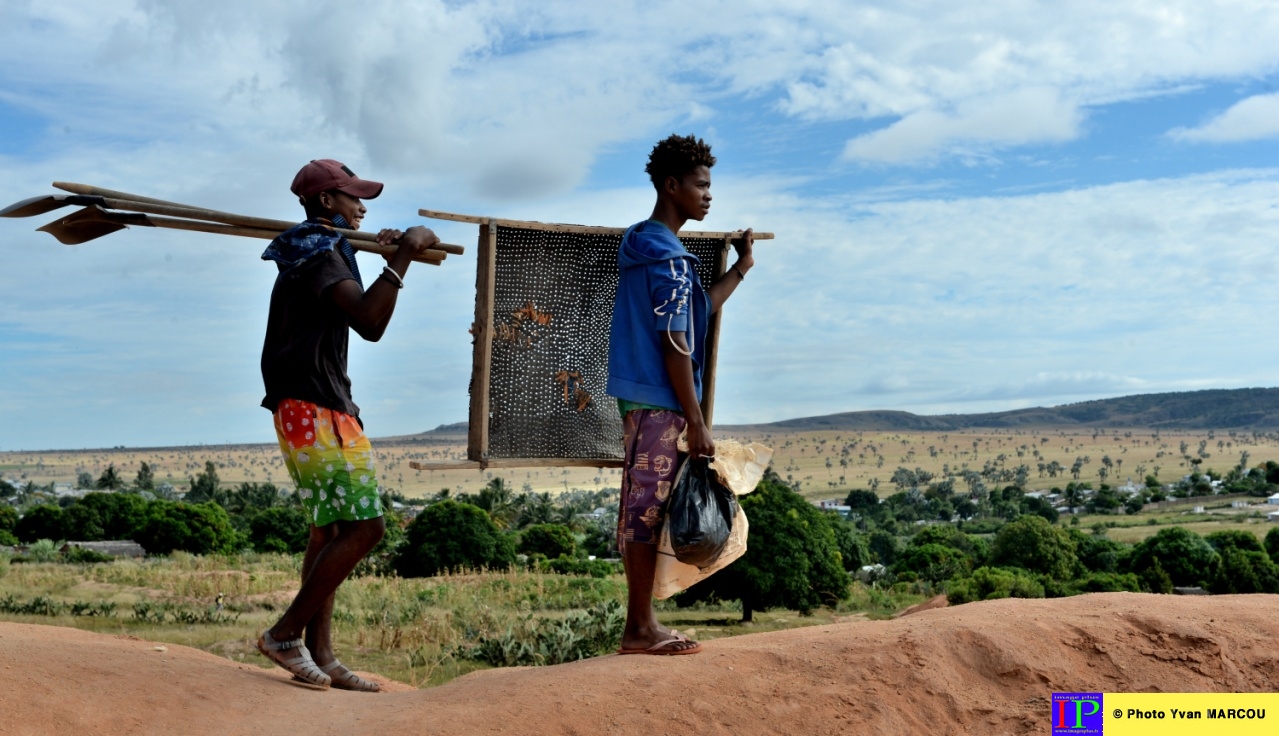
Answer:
[{"left": 645, "top": 134, "right": 716, "bottom": 188}]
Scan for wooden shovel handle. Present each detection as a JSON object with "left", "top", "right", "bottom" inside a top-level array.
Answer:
[
  {"left": 100, "top": 211, "right": 444, "bottom": 265},
  {"left": 52, "top": 182, "right": 465, "bottom": 255}
]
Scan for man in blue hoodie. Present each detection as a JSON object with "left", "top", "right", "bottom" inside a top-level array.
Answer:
[{"left": 608, "top": 134, "right": 754, "bottom": 655}]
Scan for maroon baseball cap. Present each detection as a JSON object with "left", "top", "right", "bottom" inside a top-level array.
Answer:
[{"left": 290, "top": 159, "right": 384, "bottom": 199}]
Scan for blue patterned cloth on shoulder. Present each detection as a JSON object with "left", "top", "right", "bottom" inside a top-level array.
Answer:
[{"left": 262, "top": 214, "right": 363, "bottom": 287}]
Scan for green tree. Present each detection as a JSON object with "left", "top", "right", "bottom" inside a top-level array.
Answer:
[
  {"left": 185, "top": 461, "right": 220, "bottom": 504},
  {"left": 95, "top": 464, "right": 124, "bottom": 491},
  {"left": 75, "top": 472, "right": 95, "bottom": 490},
  {"left": 893, "top": 543, "right": 971, "bottom": 584},
  {"left": 134, "top": 500, "right": 240, "bottom": 555},
  {"left": 518, "top": 523, "right": 576, "bottom": 559},
  {"left": 134, "top": 462, "right": 155, "bottom": 491},
  {"left": 64, "top": 492, "right": 150, "bottom": 541},
  {"left": 1068, "top": 528, "right": 1124, "bottom": 573},
  {"left": 1210, "top": 547, "right": 1279, "bottom": 594},
  {"left": 1204, "top": 530, "right": 1264, "bottom": 555},
  {"left": 911, "top": 524, "right": 988, "bottom": 566},
  {"left": 0, "top": 505, "right": 17, "bottom": 534},
  {"left": 1265, "top": 526, "right": 1279, "bottom": 565},
  {"left": 247, "top": 507, "right": 310, "bottom": 554},
  {"left": 394, "top": 500, "right": 515, "bottom": 577},
  {"left": 844, "top": 489, "right": 880, "bottom": 513},
  {"left": 989, "top": 514, "right": 1079, "bottom": 580},
  {"left": 867, "top": 529, "right": 900, "bottom": 566},
  {"left": 1127, "top": 527, "right": 1218, "bottom": 588},
  {"left": 675, "top": 473, "right": 851, "bottom": 622},
  {"left": 829, "top": 520, "right": 870, "bottom": 572},
  {"left": 1138, "top": 556, "right": 1174, "bottom": 593},
  {"left": 15, "top": 505, "right": 66, "bottom": 543}
]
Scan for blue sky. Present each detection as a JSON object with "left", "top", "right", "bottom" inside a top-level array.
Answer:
[{"left": 2, "top": 1, "right": 1279, "bottom": 450}]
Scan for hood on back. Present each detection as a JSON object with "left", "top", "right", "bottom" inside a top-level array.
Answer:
[{"left": 619, "top": 220, "right": 701, "bottom": 269}]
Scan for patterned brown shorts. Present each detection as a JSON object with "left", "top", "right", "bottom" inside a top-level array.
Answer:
[{"left": 617, "top": 409, "right": 686, "bottom": 549}]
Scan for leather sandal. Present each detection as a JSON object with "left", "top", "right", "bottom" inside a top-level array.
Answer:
[{"left": 257, "top": 630, "right": 331, "bottom": 688}]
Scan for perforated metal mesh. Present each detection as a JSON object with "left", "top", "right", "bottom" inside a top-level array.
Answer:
[{"left": 486, "top": 225, "right": 723, "bottom": 459}]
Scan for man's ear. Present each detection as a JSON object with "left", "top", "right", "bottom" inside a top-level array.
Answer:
[
  {"left": 663, "top": 175, "right": 679, "bottom": 194},
  {"left": 317, "top": 192, "right": 332, "bottom": 211}
]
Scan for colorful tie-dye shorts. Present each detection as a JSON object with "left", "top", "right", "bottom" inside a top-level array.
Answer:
[{"left": 273, "top": 398, "right": 383, "bottom": 527}]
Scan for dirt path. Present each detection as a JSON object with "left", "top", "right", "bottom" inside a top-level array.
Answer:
[{"left": 3, "top": 592, "right": 1278, "bottom": 735}]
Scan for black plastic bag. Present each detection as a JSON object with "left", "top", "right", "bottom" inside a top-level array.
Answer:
[{"left": 666, "top": 456, "right": 738, "bottom": 568}]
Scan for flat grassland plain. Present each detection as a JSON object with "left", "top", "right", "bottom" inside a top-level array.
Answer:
[{"left": 5, "top": 427, "right": 1277, "bottom": 503}]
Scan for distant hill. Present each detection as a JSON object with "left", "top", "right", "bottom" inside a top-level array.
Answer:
[{"left": 720, "top": 388, "right": 1279, "bottom": 432}]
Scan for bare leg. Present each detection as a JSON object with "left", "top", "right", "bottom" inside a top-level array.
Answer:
[
  {"left": 619, "top": 541, "right": 698, "bottom": 652},
  {"left": 269, "top": 516, "right": 385, "bottom": 644},
  {"left": 298, "top": 524, "right": 338, "bottom": 663}
]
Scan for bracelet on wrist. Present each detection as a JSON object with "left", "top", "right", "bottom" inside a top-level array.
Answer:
[
  {"left": 380, "top": 266, "right": 405, "bottom": 289},
  {"left": 731, "top": 265, "right": 746, "bottom": 281}
]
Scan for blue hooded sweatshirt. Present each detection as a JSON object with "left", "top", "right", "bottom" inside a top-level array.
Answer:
[{"left": 606, "top": 220, "right": 710, "bottom": 410}]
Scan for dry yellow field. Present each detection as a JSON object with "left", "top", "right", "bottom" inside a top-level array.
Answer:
[{"left": 4, "top": 427, "right": 1278, "bottom": 501}]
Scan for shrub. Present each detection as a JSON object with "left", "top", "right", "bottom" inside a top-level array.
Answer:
[
  {"left": 535, "top": 555, "right": 619, "bottom": 578},
  {"left": 518, "top": 524, "right": 576, "bottom": 560},
  {"left": 1127, "top": 527, "right": 1218, "bottom": 588},
  {"left": 946, "top": 567, "right": 1045, "bottom": 605},
  {"left": 0, "top": 529, "right": 17, "bottom": 547},
  {"left": 459, "top": 601, "right": 623, "bottom": 667},
  {"left": 27, "top": 539, "right": 60, "bottom": 563},
  {"left": 1067, "top": 572, "right": 1141, "bottom": 594},
  {"left": 989, "top": 514, "right": 1079, "bottom": 580},
  {"left": 63, "top": 546, "right": 114, "bottom": 564},
  {"left": 394, "top": 500, "right": 515, "bottom": 577}
]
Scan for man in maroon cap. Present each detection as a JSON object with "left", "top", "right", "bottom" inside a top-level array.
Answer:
[{"left": 256, "top": 159, "right": 439, "bottom": 691}]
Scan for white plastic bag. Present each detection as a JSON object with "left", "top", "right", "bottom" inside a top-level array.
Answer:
[{"left": 654, "top": 504, "right": 748, "bottom": 600}]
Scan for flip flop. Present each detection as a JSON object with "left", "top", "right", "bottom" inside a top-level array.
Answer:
[
  {"left": 617, "top": 636, "right": 704, "bottom": 656},
  {"left": 318, "top": 660, "right": 381, "bottom": 692},
  {"left": 257, "top": 630, "right": 330, "bottom": 688}
]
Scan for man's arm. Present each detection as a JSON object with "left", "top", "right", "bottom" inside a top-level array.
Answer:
[
  {"left": 661, "top": 331, "right": 714, "bottom": 458},
  {"left": 705, "top": 228, "right": 754, "bottom": 314},
  {"left": 329, "top": 225, "right": 439, "bottom": 342}
]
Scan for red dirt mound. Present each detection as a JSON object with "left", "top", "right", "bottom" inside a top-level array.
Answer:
[{"left": 3, "top": 593, "right": 1278, "bottom": 735}]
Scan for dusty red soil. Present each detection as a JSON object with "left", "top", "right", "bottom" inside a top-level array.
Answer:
[{"left": 4, "top": 593, "right": 1279, "bottom": 735}]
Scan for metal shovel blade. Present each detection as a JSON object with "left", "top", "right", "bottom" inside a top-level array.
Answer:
[
  {"left": 0, "top": 194, "right": 99, "bottom": 218},
  {"left": 36, "top": 206, "right": 148, "bottom": 245}
]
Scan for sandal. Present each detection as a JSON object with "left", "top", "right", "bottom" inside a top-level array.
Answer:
[
  {"left": 617, "top": 636, "right": 703, "bottom": 656},
  {"left": 319, "top": 660, "right": 381, "bottom": 692},
  {"left": 257, "top": 630, "right": 331, "bottom": 688}
]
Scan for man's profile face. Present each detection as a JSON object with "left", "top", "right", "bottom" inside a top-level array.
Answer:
[
  {"left": 320, "top": 189, "right": 367, "bottom": 230},
  {"left": 666, "top": 165, "right": 712, "bottom": 222}
]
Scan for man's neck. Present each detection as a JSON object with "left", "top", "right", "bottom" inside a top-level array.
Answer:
[{"left": 648, "top": 200, "right": 686, "bottom": 235}]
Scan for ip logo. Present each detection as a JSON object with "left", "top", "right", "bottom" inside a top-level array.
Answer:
[{"left": 1052, "top": 692, "right": 1103, "bottom": 735}]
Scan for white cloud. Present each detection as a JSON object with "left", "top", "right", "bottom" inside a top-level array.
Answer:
[
  {"left": 841, "top": 88, "right": 1081, "bottom": 164},
  {"left": 1169, "top": 92, "right": 1279, "bottom": 143}
]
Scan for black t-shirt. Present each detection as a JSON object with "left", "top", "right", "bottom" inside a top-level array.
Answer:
[{"left": 260, "top": 250, "right": 359, "bottom": 417}]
